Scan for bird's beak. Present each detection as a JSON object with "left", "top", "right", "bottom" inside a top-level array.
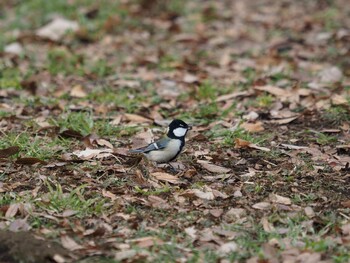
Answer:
[{"left": 188, "top": 126, "right": 192, "bottom": 130}]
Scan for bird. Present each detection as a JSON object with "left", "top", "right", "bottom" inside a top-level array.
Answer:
[{"left": 129, "top": 119, "right": 192, "bottom": 163}]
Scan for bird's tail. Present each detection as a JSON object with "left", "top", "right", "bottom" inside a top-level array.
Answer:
[{"left": 129, "top": 148, "right": 144, "bottom": 153}]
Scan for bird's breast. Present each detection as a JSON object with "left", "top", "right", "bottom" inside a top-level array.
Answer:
[{"left": 145, "top": 139, "right": 183, "bottom": 163}]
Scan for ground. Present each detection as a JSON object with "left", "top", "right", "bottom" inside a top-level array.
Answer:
[{"left": 0, "top": 0, "right": 350, "bottom": 262}]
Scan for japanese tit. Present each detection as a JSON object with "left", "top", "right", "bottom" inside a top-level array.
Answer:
[{"left": 129, "top": 119, "right": 192, "bottom": 163}]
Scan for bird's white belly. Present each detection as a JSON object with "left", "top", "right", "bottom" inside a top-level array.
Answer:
[{"left": 145, "top": 139, "right": 182, "bottom": 163}]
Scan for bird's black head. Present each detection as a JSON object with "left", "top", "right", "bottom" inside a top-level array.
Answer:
[{"left": 167, "top": 119, "right": 191, "bottom": 139}]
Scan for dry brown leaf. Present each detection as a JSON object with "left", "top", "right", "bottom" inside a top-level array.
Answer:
[
  {"left": 114, "top": 249, "right": 137, "bottom": 261},
  {"left": 268, "top": 116, "right": 299, "bottom": 125},
  {"left": 341, "top": 200, "right": 350, "bottom": 208},
  {"left": 241, "top": 121, "right": 264, "bottom": 132},
  {"left": 218, "top": 241, "right": 238, "bottom": 255},
  {"left": 304, "top": 206, "right": 315, "bottom": 218},
  {"left": 151, "top": 172, "right": 182, "bottom": 184},
  {"left": 183, "top": 73, "right": 198, "bottom": 83},
  {"left": 123, "top": 113, "right": 152, "bottom": 124},
  {"left": 5, "top": 203, "right": 19, "bottom": 218},
  {"left": 96, "top": 139, "right": 114, "bottom": 149},
  {"left": 197, "top": 160, "right": 231, "bottom": 173},
  {"left": 185, "top": 226, "right": 197, "bottom": 239},
  {"left": 191, "top": 188, "right": 215, "bottom": 200},
  {"left": 210, "top": 208, "right": 224, "bottom": 217},
  {"left": 148, "top": 195, "right": 170, "bottom": 209},
  {"left": 261, "top": 217, "right": 275, "bottom": 233},
  {"left": 269, "top": 193, "right": 292, "bottom": 205},
  {"left": 60, "top": 235, "right": 83, "bottom": 251},
  {"left": 235, "top": 138, "right": 270, "bottom": 152},
  {"left": 224, "top": 208, "right": 246, "bottom": 222},
  {"left": 59, "top": 129, "right": 84, "bottom": 139},
  {"left": 252, "top": 202, "right": 271, "bottom": 210},
  {"left": 15, "top": 157, "right": 47, "bottom": 165},
  {"left": 128, "top": 236, "right": 163, "bottom": 248},
  {"left": 72, "top": 148, "right": 113, "bottom": 160},
  {"left": 102, "top": 189, "right": 117, "bottom": 201},
  {"left": 331, "top": 94, "right": 347, "bottom": 105},
  {"left": 254, "top": 85, "right": 287, "bottom": 97},
  {"left": 70, "top": 85, "right": 87, "bottom": 98},
  {"left": 36, "top": 17, "right": 79, "bottom": 41},
  {"left": 215, "top": 91, "right": 250, "bottom": 102},
  {"left": 9, "top": 217, "right": 31, "bottom": 232},
  {"left": 0, "top": 146, "right": 20, "bottom": 158},
  {"left": 280, "top": 144, "right": 308, "bottom": 150}
]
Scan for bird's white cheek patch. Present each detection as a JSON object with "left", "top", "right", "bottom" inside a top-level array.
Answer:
[{"left": 173, "top": 127, "right": 187, "bottom": 137}]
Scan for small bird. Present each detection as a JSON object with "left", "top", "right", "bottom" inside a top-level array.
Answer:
[{"left": 129, "top": 119, "right": 192, "bottom": 163}]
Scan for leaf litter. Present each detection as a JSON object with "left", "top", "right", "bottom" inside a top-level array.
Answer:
[{"left": 0, "top": 0, "right": 350, "bottom": 262}]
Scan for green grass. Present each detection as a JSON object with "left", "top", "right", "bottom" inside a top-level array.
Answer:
[
  {"left": 36, "top": 182, "right": 108, "bottom": 217},
  {"left": 0, "top": 132, "right": 70, "bottom": 160}
]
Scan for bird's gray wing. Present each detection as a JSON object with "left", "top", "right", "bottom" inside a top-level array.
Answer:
[{"left": 129, "top": 137, "right": 168, "bottom": 153}]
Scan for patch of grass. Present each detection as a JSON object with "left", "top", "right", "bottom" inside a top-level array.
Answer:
[
  {"left": 195, "top": 102, "right": 218, "bottom": 120},
  {"left": 316, "top": 133, "right": 337, "bottom": 145},
  {"left": 36, "top": 182, "right": 108, "bottom": 217},
  {"left": 86, "top": 59, "right": 113, "bottom": 78},
  {"left": 314, "top": 7, "right": 341, "bottom": 31},
  {"left": 87, "top": 87, "right": 142, "bottom": 113},
  {"left": 197, "top": 81, "right": 217, "bottom": 101},
  {"left": 0, "top": 132, "right": 65, "bottom": 160},
  {"left": 134, "top": 185, "right": 171, "bottom": 196},
  {"left": 47, "top": 48, "right": 84, "bottom": 76},
  {"left": 256, "top": 94, "right": 274, "bottom": 108},
  {"left": 0, "top": 67, "right": 22, "bottom": 90},
  {"left": 324, "top": 106, "right": 350, "bottom": 124},
  {"left": 52, "top": 111, "right": 94, "bottom": 136}
]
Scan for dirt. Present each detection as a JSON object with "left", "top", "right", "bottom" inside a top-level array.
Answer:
[{"left": 0, "top": 231, "right": 68, "bottom": 263}]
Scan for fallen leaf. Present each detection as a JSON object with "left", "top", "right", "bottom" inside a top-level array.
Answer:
[
  {"left": 0, "top": 146, "right": 20, "bottom": 158},
  {"left": 218, "top": 241, "right": 238, "bottom": 255},
  {"left": 252, "top": 202, "right": 271, "bottom": 210},
  {"left": 15, "top": 157, "right": 47, "bottom": 165},
  {"left": 61, "top": 210, "right": 78, "bottom": 218},
  {"left": 36, "top": 17, "right": 79, "bottom": 41},
  {"left": 123, "top": 113, "right": 152, "bottom": 124},
  {"left": 5, "top": 203, "right": 19, "bottom": 218},
  {"left": 96, "top": 139, "right": 114, "bottom": 149},
  {"left": 128, "top": 236, "right": 163, "bottom": 248},
  {"left": 268, "top": 116, "right": 299, "bottom": 124},
  {"left": 319, "top": 66, "right": 343, "bottom": 83},
  {"left": 185, "top": 226, "right": 197, "bottom": 239},
  {"left": 341, "top": 200, "right": 350, "bottom": 208},
  {"left": 210, "top": 208, "right": 224, "bottom": 217},
  {"left": 183, "top": 73, "right": 198, "bottom": 83},
  {"left": 9, "top": 217, "right": 31, "bottom": 232},
  {"left": 59, "top": 129, "right": 84, "bottom": 139},
  {"left": 304, "top": 207, "right": 315, "bottom": 218},
  {"left": 197, "top": 160, "right": 231, "bottom": 173},
  {"left": 60, "top": 235, "right": 83, "bottom": 251},
  {"left": 4, "top": 42, "right": 23, "bottom": 55},
  {"left": 224, "top": 208, "right": 246, "bottom": 222},
  {"left": 151, "top": 172, "right": 182, "bottom": 184},
  {"left": 215, "top": 91, "right": 250, "bottom": 102},
  {"left": 269, "top": 193, "right": 292, "bottom": 205},
  {"left": 280, "top": 144, "right": 308, "bottom": 150},
  {"left": 241, "top": 121, "right": 264, "bottom": 132},
  {"left": 102, "top": 189, "right": 117, "bottom": 201},
  {"left": 114, "top": 249, "right": 137, "bottom": 261},
  {"left": 191, "top": 188, "right": 215, "bottom": 200},
  {"left": 70, "top": 85, "right": 87, "bottom": 98},
  {"left": 332, "top": 94, "right": 348, "bottom": 105},
  {"left": 235, "top": 138, "right": 270, "bottom": 152},
  {"left": 72, "top": 148, "right": 113, "bottom": 160},
  {"left": 261, "top": 217, "right": 275, "bottom": 233},
  {"left": 254, "top": 85, "right": 288, "bottom": 97}
]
